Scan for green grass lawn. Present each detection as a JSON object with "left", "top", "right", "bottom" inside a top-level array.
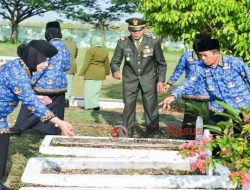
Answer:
[{"left": 0, "top": 42, "right": 186, "bottom": 190}]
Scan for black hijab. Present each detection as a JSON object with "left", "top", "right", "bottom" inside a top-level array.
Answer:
[
  {"left": 45, "top": 21, "right": 62, "bottom": 41},
  {"left": 45, "top": 28, "right": 62, "bottom": 41},
  {"left": 17, "top": 40, "right": 58, "bottom": 73}
]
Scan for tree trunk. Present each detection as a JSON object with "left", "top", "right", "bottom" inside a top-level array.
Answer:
[
  {"left": 101, "top": 29, "right": 106, "bottom": 47},
  {"left": 10, "top": 22, "right": 18, "bottom": 43}
]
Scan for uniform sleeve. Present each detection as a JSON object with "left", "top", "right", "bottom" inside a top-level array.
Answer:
[
  {"left": 62, "top": 45, "right": 71, "bottom": 72},
  {"left": 168, "top": 54, "right": 187, "bottom": 85},
  {"left": 110, "top": 40, "right": 124, "bottom": 74},
  {"left": 75, "top": 45, "right": 78, "bottom": 58},
  {"left": 7, "top": 68, "right": 55, "bottom": 122},
  {"left": 104, "top": 53, "right": 110, "bottom": 76},
  {"left": 237, "top": 59, "right": 250, "bottom": 85},
  {"left": 171, "top": 73, "right": 203, "bottom": 99},
  {"left": 154, "top": 39, "right": 167, "bottom": 82},
  {"left": 78, "top": 49, "right": 92, "bottom": 76}
]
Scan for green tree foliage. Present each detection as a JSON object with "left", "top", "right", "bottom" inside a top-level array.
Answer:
[
  {"left": 111, "top": 0, "right": 139, "bottom": 13},
  {"left": 141, "top": 0, "right": 250, "bottom": 62},
  {"left": 0, "top": 0, "right": 91, "bottom": 43},
  {"left": 63, "top": 0, "right": 126, "bottom": 45}
]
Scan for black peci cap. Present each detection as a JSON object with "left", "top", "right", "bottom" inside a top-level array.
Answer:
[
  {"left": 196, "top": 39, "right": 220, "bottom": 52},
  {"left": 193, "top": 33, "right": 211, "bottom": 52},
  {"left": 126, "top": 18, "right": 147, "bottom": 32}
]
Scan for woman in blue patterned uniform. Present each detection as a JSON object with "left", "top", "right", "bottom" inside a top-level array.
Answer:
[
  {"left": 0, "top": 40, "right": 74, "bottom": 187},
  {"left": 11, "top": 21, "right": 70, "bottom": 135},
  {"left": 160, "top": 38, "right": 250, "bottom": 124},
  {"left": 164, "top": 34, "right": 210, "bottom": 140}
]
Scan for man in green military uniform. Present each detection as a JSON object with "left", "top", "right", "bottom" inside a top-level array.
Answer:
[
  {"left": 111, "top": 18, "right": 167, "bottom": 137},
  {"left": 63, "top": 37, "right": 78, "bottom": 107}
]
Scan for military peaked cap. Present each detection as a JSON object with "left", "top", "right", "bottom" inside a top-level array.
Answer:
[{"left": 126, "top": 18, "right": 147, "bottom": 32}]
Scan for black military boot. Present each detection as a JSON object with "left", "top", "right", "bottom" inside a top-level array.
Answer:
[{"left": 0, "top": 133, "right": 10, "bottom": 180}]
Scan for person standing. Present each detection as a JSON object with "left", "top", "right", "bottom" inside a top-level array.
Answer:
[
  {"left": 78, "top": 35, "right": 110, "bottom": 111},
  {"left": 160, "top": 38, "right": 250, "bottom": 124},
  {"left": 63, "top": 36, "right": 78, "bottom": 107},
  {"left": 11, "top": 21, "right": 70, "bottom": 135},
  {"left": 110, "top": 18, "right": 167, "bottom": 137},
  {"left": 0, "top": 40, "right": 74, "bottom": 189},
  {"left": 164, "top": 34, "right": 211, "bottom": 140}
]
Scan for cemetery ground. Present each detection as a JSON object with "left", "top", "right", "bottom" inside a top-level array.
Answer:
[{"left": 1, "top": 42, "right": 188, "bottom": 189}]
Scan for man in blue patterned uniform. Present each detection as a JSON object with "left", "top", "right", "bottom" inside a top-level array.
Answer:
[
  {"left": 11, "top": 21, "right": 70, "bottom": 135},
  {"left": 0, "top": 40, "right": 74, "bottom": 189},
  {"left": 160, "top": 38, "right": 250, "bottom": 124},
  {"left": 164, "top": 34, "right": 210, "bottom": 140}
]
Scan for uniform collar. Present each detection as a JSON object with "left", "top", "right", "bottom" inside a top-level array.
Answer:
[
  {"left": 19, "top": 59, "right": 31, "bottom": 77},
  {"left": 50, "top": 38, "right": 61, "bottom": 42},
  {"left": 192, "top": 51, "right": 198, "bottom": 60},
  {"left": 217, "top": 56, "right": 223, "bottom": 67},
  {"left": 133, "top": 36, "right": 143, "bottom": 44}
]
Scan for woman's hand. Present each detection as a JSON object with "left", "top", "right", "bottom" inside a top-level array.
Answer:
[
  {"left": 50, "top": 117, "right": 75, "bottom": 137},
  {"left": 37, "top": 95, "right": 52, "bottom": 105}
]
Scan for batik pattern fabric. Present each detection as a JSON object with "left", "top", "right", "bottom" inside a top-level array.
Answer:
[
  {"left": 172, "top": 56, "right": 250, "bottom": 111},
  {"left": 31, "top": 40, "right": 70, "bottom": 94},
  {"left": 168, "top": 51, "right": 209, "bottom": 101},
  {"left": 0, "top": 59, "right": 54, "bottom": 133}
]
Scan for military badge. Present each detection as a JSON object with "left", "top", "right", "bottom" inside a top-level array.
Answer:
[
  {"left": 143, "top": 46, "right": 153, "bottom": 58},
  {"left": 207, "top": 85, "right": 215, "bottom": 91},
  {"left": 133, "top": 19, "right": 138, "bottom": 26}
]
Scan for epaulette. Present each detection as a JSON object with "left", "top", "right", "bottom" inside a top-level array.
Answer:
[
  {"left": 146, "top": 35, "right": 159, "bottom": 40},
  {"left": 119, "top": 36, "right": 129, "bottom": 41}
]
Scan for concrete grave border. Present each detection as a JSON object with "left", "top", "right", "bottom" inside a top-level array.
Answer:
[{"left": 21, "top": 157, "right": 235, "bottom": 189}]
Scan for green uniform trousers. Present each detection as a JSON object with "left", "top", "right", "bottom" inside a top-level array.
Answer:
[{"left": 123, "top": 85, "right": 159, "bottom": 137}]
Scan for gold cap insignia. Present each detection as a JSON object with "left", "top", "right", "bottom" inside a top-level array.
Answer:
[{"left": 133, "top": 19, "right": 138, "bottom": 26}]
